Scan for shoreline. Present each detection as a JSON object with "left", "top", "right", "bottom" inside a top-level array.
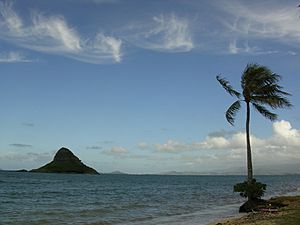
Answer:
[{"left": 206, "top": 195, "right": 300, "bottom": 225}]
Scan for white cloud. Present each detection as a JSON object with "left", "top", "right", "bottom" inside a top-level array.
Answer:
[
  {"left": 155, "top": 139, "right": 190, "bottom": 153},
  {"left": 126, "top": 13, "right": 194, "bottom": 52},
  {"left": 137, "top": 142, "right": 149, "bottom": 150},
  {"left": 217, "top": 1, "right": 300, "bottom": 47},
  {"left": 228, "top": 39, "right": 278, "bottom": 55},
  {"left": 0, "top": 51, "right": 33, "bottom": 63},
  {"left": 195, "top": 136, "right": 231, "bottom": 150},
  {"left": 195, "top": 131, "right": 266, "bottom": 150},
  {"left": 78, "top": 33, "right": 122, "bottom": 63},
  {"left": 271, "top": 120, "right": 300, "bottom": 147},
  {"left": 30, "top": 13, "right": 81, "bottom": 53},
  {"left": 0, "top": 1, "right": 22, "bottom": 34},
  {"left": 287, "top": 50, "right": 297, "bottom": 56},
  {"left": 228, "top": 39, "right": 239, "bottom": 54},
  {"left": 103, "top": 146, "right": 128, "bottom": 155},
  {"left": 150, "top": 120, "right": 300, "bottom": 165},
  {"left": 0, "top": 2, "right": 122, "bottom": 64},
  {"left": 2, "top": 1, "right": 296, "bottom": 59},
  {"left": 110, "top": 146, "right": 127, "bottom": 154}
]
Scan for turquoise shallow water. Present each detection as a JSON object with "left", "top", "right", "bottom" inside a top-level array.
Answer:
[{"left": 0, "top": 172, "right": 299, "bottom": 225}]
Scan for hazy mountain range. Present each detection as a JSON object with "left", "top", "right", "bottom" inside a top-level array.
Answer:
[
  {"left": 1, "top": 163, "right": 299, "bottom": 176},
  {"left": 160, "top": 163, "right": 300, "bottom": 176}
]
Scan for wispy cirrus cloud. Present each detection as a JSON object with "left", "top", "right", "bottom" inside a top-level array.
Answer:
[
  {"left": 221, "top": 1, "right": 300, "bottom": 42},
  {"left": 0, "top": 1, "right": 122, "bottom": 64},
  {"left": 228, "top": 39, "right": 279, "bottom": 55},
  {"left": 86, "top": 145, "right": 103, "bottom": 150},
  {"left": 1, "top": 1, "right": 298, "bottom": 62},
  {"left": 28, "top": 12, "right": 81, "bottom": 53},
  {"left": 0, "top": 51, "right": 33, "bottom": 63},
  {"left": 126, "top": 13, "right": 194, "bottom": 52},
  {"left": 10, "top": 143, "right": 33, "bottom": 148},
  {"left": 215, "top": 0, "right": 300, "bottom": 54},
  {"left": 0, "top": 1, "right": 22, "bottom": 33}
]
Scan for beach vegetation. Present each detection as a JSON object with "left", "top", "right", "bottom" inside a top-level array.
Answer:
[{"left": 234, "top": 179, "right": 266, "bottom": 200}]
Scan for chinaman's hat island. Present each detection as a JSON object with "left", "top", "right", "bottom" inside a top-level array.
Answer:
[{"left": 30, "top": 147, "right": 100, "bottom": 174}]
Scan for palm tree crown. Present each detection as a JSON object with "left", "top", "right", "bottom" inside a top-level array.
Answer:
[
  {"left": 217, "top": 63, "right": 292, "bottom": 126},
  {"left": 217, "top": 63, "right": 292, "bottom": 182}
]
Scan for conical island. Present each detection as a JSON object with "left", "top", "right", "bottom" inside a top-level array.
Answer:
[{"left": 31, "top": 147, "right": 99, "bottom": 174}]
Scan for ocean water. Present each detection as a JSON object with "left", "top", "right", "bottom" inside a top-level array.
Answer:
[{"left": 0, "top": 172, "right": 299, "bottom": 225}]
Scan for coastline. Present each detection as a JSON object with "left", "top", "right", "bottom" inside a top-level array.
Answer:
[{"left": 206, "top": 195, "right": 300, "bottom": 225}]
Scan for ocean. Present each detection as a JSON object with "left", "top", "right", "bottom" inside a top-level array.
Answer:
[{"left": 0, "top": 172, "right": 299, "bottom": 225}]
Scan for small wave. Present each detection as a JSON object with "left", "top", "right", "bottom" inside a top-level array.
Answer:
[
  {"left": 283, "top": 187, "right": 300, "bottom": 197},
  {"left": 86, "top": 221, "right": 111, "bottom": 225},
  {"left": 127, "top": 203, "right": 241, "bottom": 225},
  {"left": 77, "top": 208, "right": 113, "bottom": 217},
  {"left": 45, "top": 191, "right": 63, "bottom": 194},
  {"left": 265, "top": 186, "right": 300, "bottom": 199}
]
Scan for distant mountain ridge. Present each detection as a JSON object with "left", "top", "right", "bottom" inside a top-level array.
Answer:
[
  {"left": 108, "top": 170, "right": 128, "bottom": 175},
  {"left": 161, "top": 163, "right": 300, "bottom": 176},
  {"left": 31, "top": 147, "right": 99, "bottom": 174}
]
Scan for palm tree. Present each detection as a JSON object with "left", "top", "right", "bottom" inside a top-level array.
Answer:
[{"left": 217, "top": 63, "right": 292, "bottom": 183}]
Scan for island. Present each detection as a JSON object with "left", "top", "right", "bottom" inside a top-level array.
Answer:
[{"left": 31, "top": 147, "right": 99, "bottom": 174}]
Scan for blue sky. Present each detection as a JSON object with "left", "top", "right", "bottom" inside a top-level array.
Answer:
[{"left": 0, "top": 0, "right": 299, "bottom": 174}]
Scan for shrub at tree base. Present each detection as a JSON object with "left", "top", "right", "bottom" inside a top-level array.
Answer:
[
  {"left": 234, "top": 179, "right": 268, "bottom": 212},
  {"left": 234, "top": 179, "right": 267, "bottom": 200}
]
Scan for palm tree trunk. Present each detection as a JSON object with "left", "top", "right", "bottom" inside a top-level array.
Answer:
[{"left": 246, "top": 101, "right": 253, "bottom": 183}]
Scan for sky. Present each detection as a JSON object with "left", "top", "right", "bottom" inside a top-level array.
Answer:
[{"left": 0, "top": 0, "right": 299, "bottom": 174}]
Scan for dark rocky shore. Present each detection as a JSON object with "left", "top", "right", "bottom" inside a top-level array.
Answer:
[{"left": 208, "top": 196, "right": 300, "bottom": 225}]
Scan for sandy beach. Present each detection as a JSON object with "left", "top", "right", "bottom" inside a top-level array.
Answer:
[{"left": 207, "top": 196, "right": 300, "bottom": 225}]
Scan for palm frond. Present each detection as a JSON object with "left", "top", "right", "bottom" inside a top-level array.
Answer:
[
  {"left": 252, "top": 84, "right": 281, "bottom": 95},
  {"left": 252, "top": 83, "right": 291, "bottom": 97},
  {"left": 251, "top": 95, "right": 292, "bottom": 109},
  {"left": 216, "top": 75, "right": 241, "bottom": 98},
  {"left": 252, "top": 103, "right": 277, "bottom": 121},
  {"left": 226, "top": 100, "right": 241, "bottom": 126}
]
